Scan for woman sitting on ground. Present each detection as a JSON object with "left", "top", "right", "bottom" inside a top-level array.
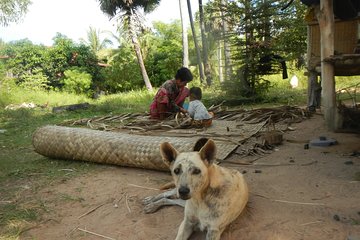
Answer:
[{"left": 150, "top": 67, "right": 193, "bottom": 120}]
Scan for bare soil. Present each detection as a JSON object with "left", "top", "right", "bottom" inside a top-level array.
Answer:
[{"left": 23, "top": 114, "right": 360, "bottom": 240}]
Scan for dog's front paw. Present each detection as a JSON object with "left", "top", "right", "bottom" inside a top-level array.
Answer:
[
  {"left": 143, "top": 202, "right": 161, "bottom": 214},
  {"left": 142, "top": 195, "right": 157, "bottom": 205}
]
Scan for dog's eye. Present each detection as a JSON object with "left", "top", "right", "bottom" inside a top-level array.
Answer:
[
  {"left": 193, "top": 168, "right": 201, "bottom": 175},
  {"left": 174, "top": 168, "right": 181, "bottom": 175}
]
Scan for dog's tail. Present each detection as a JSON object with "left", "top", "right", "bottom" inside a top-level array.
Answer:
[{"left": 159, "top": 181, "right": 175, "bottom": 190}]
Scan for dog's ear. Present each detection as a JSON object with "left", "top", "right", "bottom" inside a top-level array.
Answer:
[
  {"left": 199, "top": 139, "right": 216, "bottom": 165},
  {"left": 193, "top": 138, "right": 209, "bottom": 151},
  {"left": 160, "top": 142, "right": 178, "bottom": 167}
]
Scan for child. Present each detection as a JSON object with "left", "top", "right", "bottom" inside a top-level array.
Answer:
[{"left": 186, "top": 87, "right": 214, "bottom": 128}]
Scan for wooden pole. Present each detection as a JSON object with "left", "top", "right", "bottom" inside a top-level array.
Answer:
[{"left": 315, "top": 0, "right": 336, "bottom": 130}]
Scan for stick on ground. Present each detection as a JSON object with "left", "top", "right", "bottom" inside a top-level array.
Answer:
[
  {"left": 127, "top": 183, "right": 159, "bottom": 191},
  {"left": 77, "top": 228, "right": 116, "bottom": 240},
  {"left": 78, "top": 202, "right": 107, "bottom": 219}
]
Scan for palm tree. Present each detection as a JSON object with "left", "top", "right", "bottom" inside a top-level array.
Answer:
[
  {"left": 179, "top": 0, "right": 189, "bottom": 68},
  {"left": 102, "top": 27, "right": 128, "bottom": 64},
  {"left": 97, "top": 0, "right": 160, "bottom": 91},
  {"left": 81, "top": 26, "right": 113, "bottom": 55}
]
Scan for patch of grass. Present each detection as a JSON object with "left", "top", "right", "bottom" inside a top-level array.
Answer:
[
  {"left": 59, "top": 193, "right": 85, "bottom": 203},
  {"left": 0, "top": 204, "right": 38, "bottom": 238},
  {"left": 258, "top": 69, "right": 308, "bottom": 105},
  {"left": 0, "top": 220, "right": 34, "bottom": 240},
  {"left": 351, "top": 218, "right": 360, "bottom": 225},
  {"left": 335, "top": 76, "right": 360, "bottom": 90},
  {"left": 0, "top": 83, "right": 89, "bottom": 109},
  {"left": 95, "top": 89, "right": 153, "bottom": 114},
  {"left": 0, "top": 204, "right": 38, "bottom": 225}
]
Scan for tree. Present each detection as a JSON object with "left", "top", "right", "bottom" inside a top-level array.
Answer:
[
  {"left": 102, "top": 20, "right": 185, "bottom": 92},
  {"left": 2, "top": 34, "right": 103, "bottom": 91},
  {"left": 43, "top": 33, "right": 101, "bottom": 88},
  {"left": 0, "top": 0, "right": 31, "bottom": 26},
  {"left": 202, "top": 1, "right": 226, "bottom": 83},
  {"left": 145, "top": 21, "right": 184, "bottom": 87},
  {"left": 198, "top": 0, "right": 212, "bottom": 86},
  {"left": 80, "top": 26, "right": 113, "bottom": 55},
  {"left": 215, "top": 0, "right": 307, "bottom": 96},
  {"left": 3, "top": 39, "right": 47, "bottom": 82},
  {"left": 97, "top": 0, "right": 161, "bottom": 91},
  {"left": 187, "top": 0, "right": 205, "bottom": 84},
  {"left": 220, "top": 0, "right": 232, "bottom": 82},
  {"left": 205, "top": 0, "right": 234, "bottom": 82},
  {"left": 179, "top": 0, "right": 189, "bottom": 68},
  {"left": 101, "top": 43, "right": 144, "bottom": 92}
]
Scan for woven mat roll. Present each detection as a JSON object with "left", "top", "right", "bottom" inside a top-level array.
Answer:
[{"left": 32, "top": 126, "right": 237, "bottom": 171}]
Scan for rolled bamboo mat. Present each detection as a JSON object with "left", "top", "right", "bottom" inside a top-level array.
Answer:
[{"left": 32, "top": 126, "right": 237, "bottom": 171}]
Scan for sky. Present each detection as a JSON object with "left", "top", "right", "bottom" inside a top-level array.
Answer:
[{"left": 0, "top": 0, "right": 202, "bottom": 46}]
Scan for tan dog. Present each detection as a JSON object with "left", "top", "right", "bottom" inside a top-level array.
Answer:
[{"left": 159, "top": 139, "right": 248, "bottom": 240}]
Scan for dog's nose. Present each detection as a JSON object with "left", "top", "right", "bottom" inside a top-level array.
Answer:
[{"left": 178, "top": 186, "right": 190, "bottom": 197}]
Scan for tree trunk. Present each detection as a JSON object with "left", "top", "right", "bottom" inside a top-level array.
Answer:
[
  {"left": 220, "top": 0, "right": 232, "bottom": 81},
  {"left": 315, "top": 0, "right": 337, "bottom": 130},
  {"left": 199, "top": 0, "right": 212, "bottom": 86},
  {"left": 187, "top": 0, "right": 205, "bottom": 84},
  {"left": 129, "top": 13, "right": 153, "bottom": 91},
  {"left": 243, "top": 0, "right": 253, "bottom": 93},
  {"left": 179, "top": 0, "right": 189, "bottom": 68},
  {"left": 217, "top": 41, "right": 224, "bottom": 83}
]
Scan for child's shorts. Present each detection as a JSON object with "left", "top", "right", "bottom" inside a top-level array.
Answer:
[
  {"left": 191, "top": 118, "right": 213, "bottom": 128},
  {"left": 191, "top": 112, "right": 214, "bottom": 128}
]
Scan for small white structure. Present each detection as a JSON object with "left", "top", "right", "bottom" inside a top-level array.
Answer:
[{"left": 290, "top": 75, "right": 299, "bottom": 88}]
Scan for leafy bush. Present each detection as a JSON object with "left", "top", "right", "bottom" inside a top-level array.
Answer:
[
  {"left": 62, "top": 67, "right": 92, "bottom": 94},
  {"left": 101, "top": 45, "right": 144, "bottom": 92},
  {"left": 18, "top": 68, "right": 49, "bottom": 90},
  {"left": 1, "top": 35, "right": 102, "bottom": 91}
]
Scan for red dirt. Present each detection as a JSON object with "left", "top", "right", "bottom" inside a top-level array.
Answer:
[{"left": 23, "top": 114, "right": 360, "bottom": 240}]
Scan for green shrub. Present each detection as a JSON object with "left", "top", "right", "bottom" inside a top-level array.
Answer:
[
  {"left": 62, "top": 67, "right": 92, "bottom": 94},
  {"left": 18, "top": 68, "right": 49, "bottom": 91}
]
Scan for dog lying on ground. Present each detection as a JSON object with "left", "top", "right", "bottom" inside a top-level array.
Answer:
[{"left": 143, "top": 138, "right": 248, "bottom": 240}]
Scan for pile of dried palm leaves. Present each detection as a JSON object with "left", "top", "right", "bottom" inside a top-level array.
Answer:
[
  {"left": 59, "top": 105, "right": 310, "bottom": 159},
  {"left": 62, "top": 105, "right": 308, "bottom": 130}
]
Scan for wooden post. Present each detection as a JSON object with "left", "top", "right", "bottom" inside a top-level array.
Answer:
[{"left": 315, "top": 0, "right": 336, "bottom": 130}]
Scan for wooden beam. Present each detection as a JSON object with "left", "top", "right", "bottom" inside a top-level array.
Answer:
[{"left": 315, "top": 0, "right": 337, "bottom": 130}]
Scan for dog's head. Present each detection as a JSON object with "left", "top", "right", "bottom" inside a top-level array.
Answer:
[{"left": 160, "top": 138, "right": 216, "bottom": 200}]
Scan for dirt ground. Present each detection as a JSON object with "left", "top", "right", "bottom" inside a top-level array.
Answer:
[{"left": 23, "top": 114, "right": 360, "bottom": 240}]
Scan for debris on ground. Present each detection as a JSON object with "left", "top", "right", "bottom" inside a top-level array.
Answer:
[
  {"left": 52, "top": 102, "right": 90, "bottom": 113},
  {"left": 310, "top": 136, "right": 338, "bottom": 147},
  {"left": 5, "top": 102, "right": 36, "bottom": 110},
  {"left": 59, "top": 105, "right": 310, "bottom": 160}
]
